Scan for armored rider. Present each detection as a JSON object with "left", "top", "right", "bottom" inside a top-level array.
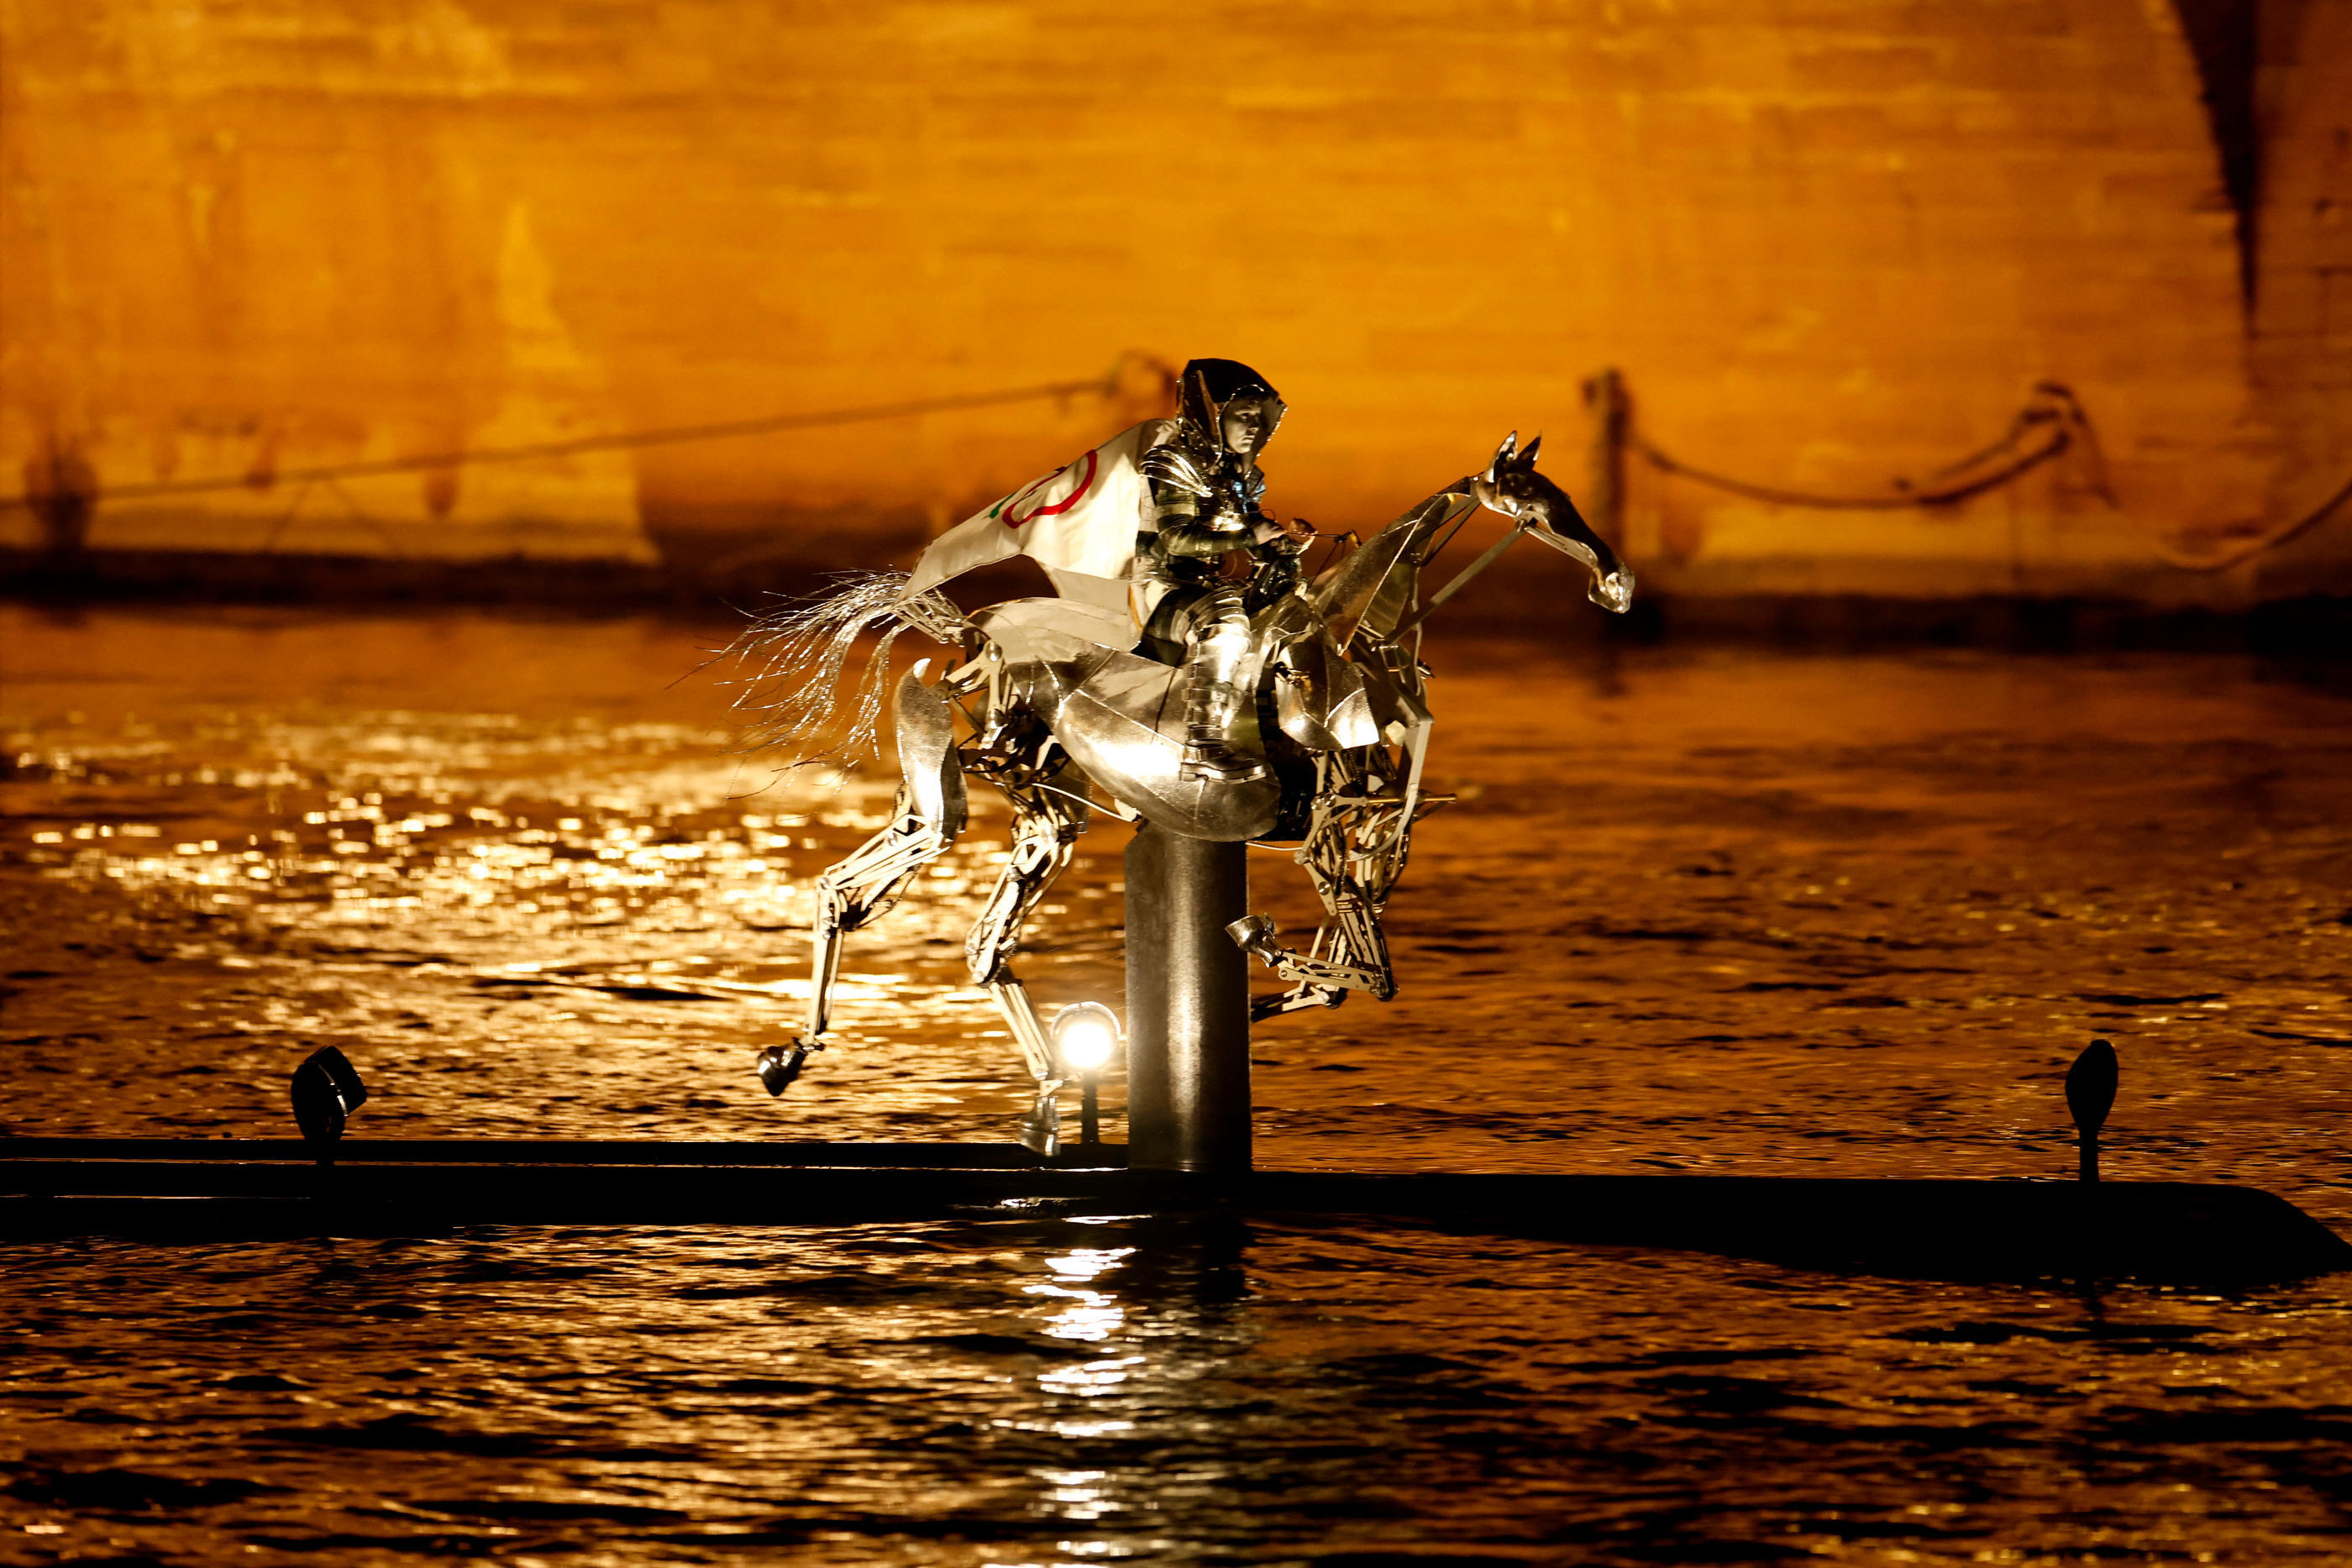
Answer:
[{"left": 1137, "top": 359, "right": 1312, "bottom": 783}]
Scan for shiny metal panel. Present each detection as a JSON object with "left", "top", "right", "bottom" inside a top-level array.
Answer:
[
  {"left": 1271, "top": 632, "right": 1378, "bottom": 752},
  {"left": 1273, "top": 662, "right": 1337, "bottom": 749},
  {"left": 973, "top": 597, "right": 1135, "bottom": 662},
  {"left": 1007, "top": 643, "right": 1281, "bottom": 842},
  {"left": 893, "top": 670, "right": 964, "bottom": 832},
  {"left": 1326, "top": 680, "right": 1381, "bottom": 749}
]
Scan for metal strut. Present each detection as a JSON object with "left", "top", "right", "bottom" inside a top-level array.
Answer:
[
  {"left": 1229, "top": 747, "right": 1446, "bottom": 1021},
  {"left": 965, "top": 772, "right": 1090, "bottom": 1156}
]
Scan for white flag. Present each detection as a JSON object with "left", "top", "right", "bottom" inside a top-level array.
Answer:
[{"left": 904, "top": 419, "right": 1172, "bottom": 614}]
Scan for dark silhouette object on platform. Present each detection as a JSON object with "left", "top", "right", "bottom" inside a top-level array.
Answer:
[
  {"left": 2067, "top": 1038, "right": 2118, "bottom": 1183},
  {"left": 290, "top": 1046, "right": 369, "bottom": 1163}
]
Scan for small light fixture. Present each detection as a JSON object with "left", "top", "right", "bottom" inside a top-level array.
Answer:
[
  {"left": 2066, "top": 1037, "right": 2118, "bottom": 1183},
  {"left": 290, "top": 1045, "right": 368, "bottom": 1164},
  {"left": 1050, "top": 1002, "right": 1122, "bottom": 1147}
]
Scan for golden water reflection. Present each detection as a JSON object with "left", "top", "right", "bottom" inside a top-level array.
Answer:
[
  {"left": 4, "top": 607, "right": 2349, "bottom": 1229},
  {"left": 4, "top": 607, "right": 2352, "bottom": 1561}
]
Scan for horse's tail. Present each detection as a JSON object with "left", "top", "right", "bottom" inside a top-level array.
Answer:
[{"left": 724, "top": 570, "right": 969, "bottom": 768}]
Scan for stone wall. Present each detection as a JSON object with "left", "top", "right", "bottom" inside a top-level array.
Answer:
[
  {"left": 2, "top": 0, "right": 2344, "bottom": 599},
  {"left": 2249, "top": 0, "right": 2352, "bottom": 595}
]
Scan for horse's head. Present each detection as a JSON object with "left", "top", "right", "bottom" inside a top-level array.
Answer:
[{"left": 1472, "top": 433, "right": 1635, "bottom": 613}]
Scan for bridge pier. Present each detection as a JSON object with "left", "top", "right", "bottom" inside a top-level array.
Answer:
[{"left": 1122, "top": 821, "right": 1253, "bottom": 1174}]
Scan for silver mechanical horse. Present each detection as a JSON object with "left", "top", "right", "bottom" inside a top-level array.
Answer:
[{"left": 743, "top": 433, "right": 1632, "bottom": 1147}]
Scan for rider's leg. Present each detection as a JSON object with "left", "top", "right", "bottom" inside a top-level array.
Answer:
[
  {"left": 1177, "top": 582, "right": 1263, "bottom": 782},
  {"left": 966, "top": 778, "right": 1090, "bottom": 1154}
]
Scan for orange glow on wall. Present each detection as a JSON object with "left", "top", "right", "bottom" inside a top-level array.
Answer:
[{"left": 3, "top": 1, "right": 2344, "bottom": 597}]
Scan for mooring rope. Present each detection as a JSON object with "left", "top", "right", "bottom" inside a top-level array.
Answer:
[
  {"left": 7, "top": 353, "right": 2343, "bottom": 573},
  {"left": 1625, "top": 378, "right": 2349, "bottom": 571},
  {"left": 1625, "top": 381, "right": 2098, "bottom": 512},
  {"left": 2145, "top": 467, "right": 2352, "bottom": 574},
  {"left": 0, "top": 351, "right": 1175, "bottom": 514}
]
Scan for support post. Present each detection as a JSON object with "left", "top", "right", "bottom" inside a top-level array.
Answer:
[{"left": 1124, "top": 821, "right": 1252, "bottom": 1173}]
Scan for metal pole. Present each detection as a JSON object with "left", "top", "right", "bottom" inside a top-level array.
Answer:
[{"left": 1124, "top": 821, "right": 1252, "bottom": 1173}]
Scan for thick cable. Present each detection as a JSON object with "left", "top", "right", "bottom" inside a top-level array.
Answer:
[
  {"left": 1629, "top": 426, "right": 2073, "bottom": 511},
  {"left": 1626, "top": 381, "right": 2347, "bottom": 569},
  {"left": 2148, "top": 468, "right": 2352, "bottom": 573},
  {"left": 1, "top": 353, "right": 1170, "bottom": 514}
]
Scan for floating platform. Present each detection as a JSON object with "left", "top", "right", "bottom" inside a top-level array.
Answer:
[{"left": 3, "top": 1138, "right": 2348, "bottom": 1283}]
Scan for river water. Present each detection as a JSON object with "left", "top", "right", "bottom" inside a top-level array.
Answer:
[{"left": 3, "top": 604, "right": 2349, "bottom": 1564}]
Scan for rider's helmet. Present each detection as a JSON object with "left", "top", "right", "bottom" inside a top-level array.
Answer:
[{"left": 1179, "top": 359, "right": 1286, "bottom": 456}]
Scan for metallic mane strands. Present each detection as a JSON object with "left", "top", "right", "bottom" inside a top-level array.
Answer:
[{"left": 724, "top": 571, "right": 962, "bottom": 769}]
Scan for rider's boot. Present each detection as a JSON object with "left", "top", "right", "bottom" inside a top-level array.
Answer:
[{"left": 1178, "top": 589, "right": 1265, "bottom": 783}]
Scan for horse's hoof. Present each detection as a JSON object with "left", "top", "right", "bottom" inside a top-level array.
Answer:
[
  {"left": 755, "top": 1043, "right": 808, "bottom": 1097},
  {"left": 1226, "top": 913, "right": 1278, "bottom": 956}
]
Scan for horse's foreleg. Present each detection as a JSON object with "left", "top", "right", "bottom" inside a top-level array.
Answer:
[
  {"left": 1230, "top": 790, "right": 1405, "bottom": 1012},
  {"left": 1249, "top": 979, "right": 1350, "bottom": 1021},
  {"left": 1229, "top": 902, "right": 1394, "bottom": 1002},
  {"left": 966, "top": 780, "right": 1089, "bottom": 1155},
  {"left": 760, "top": 669, "right": 970, "bottom": 1097}
]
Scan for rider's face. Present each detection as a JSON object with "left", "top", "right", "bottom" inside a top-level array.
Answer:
[{"left": 1219, "top": 400, "right": 1271, "bottom": 460}]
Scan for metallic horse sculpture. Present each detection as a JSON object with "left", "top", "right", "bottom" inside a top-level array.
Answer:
[{"left": 740, "top": 430, "right": 1632, "bottom": 1144}]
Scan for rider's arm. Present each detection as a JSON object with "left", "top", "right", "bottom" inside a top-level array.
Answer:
[
  {"left": 1149, "top": 480, "right": 1255, "bottom": 560},
  {"left": 1157, "top": 517, "right": 1256, "bottom": 559}
]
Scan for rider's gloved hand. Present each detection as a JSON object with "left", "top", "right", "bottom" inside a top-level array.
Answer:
[{"left": 1252, "top": 516, "right": 1310, "bottom": 553}]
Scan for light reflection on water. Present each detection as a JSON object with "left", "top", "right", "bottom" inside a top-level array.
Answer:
[
  {"left": 3, "top": 606, "right": 2352, "bottom": 1563},
  {"left": 14, "top": 1219, "right": 2349, "bottom": 1564}
]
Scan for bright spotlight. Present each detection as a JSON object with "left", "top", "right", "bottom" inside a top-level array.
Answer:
[
  {"left": 1052, "top": 1002, "right": 1121, "bottom": 1074},
  {"left": 1049, "top": 1002, "right": 1121, "bottom": 1151}
]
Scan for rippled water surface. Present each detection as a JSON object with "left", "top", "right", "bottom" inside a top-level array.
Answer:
[{"left": 4, "top": 605, "right": 2350, "bottom": 1564}]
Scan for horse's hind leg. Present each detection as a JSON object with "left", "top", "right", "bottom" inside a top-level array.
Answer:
[
  {"left": 759, "top": 669, "right": 967, "bottom": 1095},
  {"left": 965, "top": 774, "right": 1089, "bottom": 1155}
]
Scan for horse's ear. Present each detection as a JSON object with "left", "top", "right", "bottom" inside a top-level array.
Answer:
[
  {"left": 1520, "top": 433, "right": 1542, "bottom": 469},
  {"left": 1488, "top": 431, "right": 1518, "bottom": 478}
]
